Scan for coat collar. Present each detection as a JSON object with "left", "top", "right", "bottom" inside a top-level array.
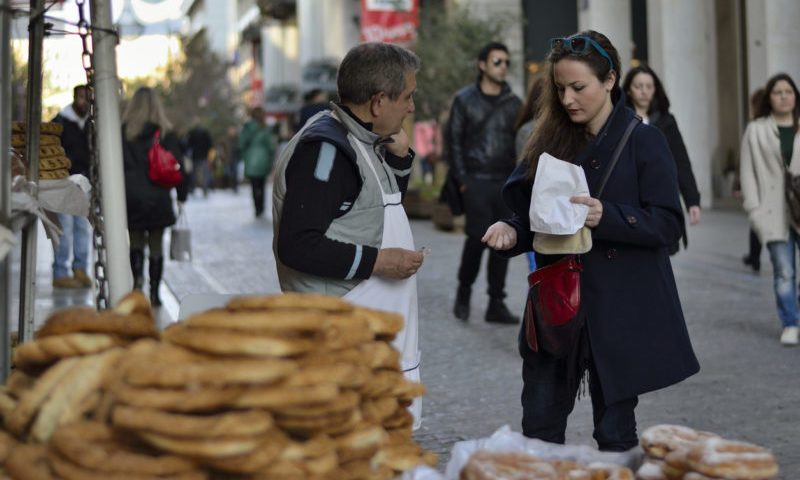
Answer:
[{"left": 575, "top": 88, "right": 636, "bottom": 166}]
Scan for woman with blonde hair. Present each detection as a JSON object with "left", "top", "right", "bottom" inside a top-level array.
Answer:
[
  {"left": 122, "top": 86, "right": 187, "bottom": 306},
  {"left": 740, "top": 73, "right": 800, "bottom": 345}
]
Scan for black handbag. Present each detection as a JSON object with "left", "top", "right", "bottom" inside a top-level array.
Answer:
[
  {"left": 523, "top": 115, "right": 641, "bottom": 357},
  {"left": 785, "top": 164, "right": 800, "bottom": 225}
]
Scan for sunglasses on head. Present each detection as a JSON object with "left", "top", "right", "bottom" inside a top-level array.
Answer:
[
  {"left": 549, "top": 36, "right": 614, "bottom": 72},
  {"left": 491, "top": 57, "right": 510, "bottom": 67}
]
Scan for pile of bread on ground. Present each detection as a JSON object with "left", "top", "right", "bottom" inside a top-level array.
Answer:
[
  {"left": 10, "top": 122, "right": 72, "bottom": 180},
  {"left": 459, "top": 422, "right": 778, "bottom": 480},
  {"left": 0, "top": 291, "right": 435, "bottom": 479}
]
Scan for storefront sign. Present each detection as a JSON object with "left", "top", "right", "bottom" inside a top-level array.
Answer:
[{"left": 360, "top": 0, "right": 419, "bottom": 46}]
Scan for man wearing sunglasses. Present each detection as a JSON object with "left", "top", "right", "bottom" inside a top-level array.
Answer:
[{"left": 446, "top": 41, "right": 522, "bottom": 325}]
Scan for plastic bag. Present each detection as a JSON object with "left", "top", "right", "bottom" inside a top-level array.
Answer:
[{"left": 170, "top": 208, "right": 191, "bottom": 262}]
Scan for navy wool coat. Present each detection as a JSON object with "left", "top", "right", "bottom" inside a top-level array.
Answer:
[
  {"left": 501, "top": 91, "right": 700, "bottom": 405},
  {"left": 122, "top": 122, "right": 187, "bottom": 231}
]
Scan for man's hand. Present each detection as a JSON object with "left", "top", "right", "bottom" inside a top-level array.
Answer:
[
  {"left": 385, "top": 129, "right": 410, "bottom": 158},
  {"left": 481, "top": 222, "right": 517, "bottom": 250},
  {"left": 373, "top": 247, "right": 424, "bottom": 279},
  {"left": 688, "top": 206, "right": 701, "bottom": 226},
  {"left": 571, "top": 196, "right": 603, "bottom": 228}
]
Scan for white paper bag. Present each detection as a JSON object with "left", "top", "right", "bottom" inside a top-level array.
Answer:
[
  {"left": 529, "top": 153, "right": 590, "bottom": 234},
  {"left": 170, "top": 209, "right": 192, "bottom": 262}
]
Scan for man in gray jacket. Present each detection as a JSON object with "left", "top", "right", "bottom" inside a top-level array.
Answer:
[{"left": 447, "top": 41, "right": 522, "bottom": 324}]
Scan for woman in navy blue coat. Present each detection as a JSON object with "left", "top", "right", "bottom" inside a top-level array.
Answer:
[{"left": 482, "top": 30, "right": 699, "bottom": 451}]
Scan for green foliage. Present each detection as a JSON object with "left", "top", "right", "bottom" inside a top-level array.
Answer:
[
  {"left": 121, "top": 32, "right": 237, "bottom": 144},
  {"left": 414, "top": 3, "right": 506, "bottom": 121}
]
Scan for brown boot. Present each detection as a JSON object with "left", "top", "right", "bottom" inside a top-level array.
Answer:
[
  {"left": 72, "top": 268, "right": 92, "bottom": 288},
  {"left": 52, "top": 276, "right": 82, "bottom": 289}
]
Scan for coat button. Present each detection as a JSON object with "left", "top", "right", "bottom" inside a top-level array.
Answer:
[
  {"left": 606, "top": 248, "right": 617, "bottom": 259},
  {"left": 626, "top": 215, "right": 637, "bottom": 225},
  {"left": 590, "top": 159, "right": 601, "bottom": 169}
]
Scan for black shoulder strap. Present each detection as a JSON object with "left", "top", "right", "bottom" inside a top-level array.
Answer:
[{"left": 595, "top": 115, "right": 642, "bottom": 198}]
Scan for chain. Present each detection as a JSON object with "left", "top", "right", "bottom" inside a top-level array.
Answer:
[{"left": 77, "top": 0, "right": 109, "bottom": 310}]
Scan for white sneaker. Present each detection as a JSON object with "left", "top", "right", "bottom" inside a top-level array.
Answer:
[{"left": 780, "top": 326, "right": 799, "bottom": 345}]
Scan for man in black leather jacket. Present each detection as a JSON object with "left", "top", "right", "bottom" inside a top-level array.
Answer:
[{"left": 447, "top": 41, "right": 522, "bottom": 324}]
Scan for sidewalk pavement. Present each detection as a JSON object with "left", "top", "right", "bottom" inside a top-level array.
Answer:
[{"left": 9, "top": 186, "right": 800, "bottom": 477}]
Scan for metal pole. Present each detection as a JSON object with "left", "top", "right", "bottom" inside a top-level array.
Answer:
[
  {"left": 90, "top": 0, "right": 131, "bottom": 305},
  {"left": 18, "top": 0, "right": 45, "bottom": 343},
  {"left": 0, "top": 0, "right": 13, "bottom": 380}
]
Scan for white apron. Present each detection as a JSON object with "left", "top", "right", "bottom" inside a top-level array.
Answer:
[{"left": 344, "top": 139, "right": 422, "bottom": 430}]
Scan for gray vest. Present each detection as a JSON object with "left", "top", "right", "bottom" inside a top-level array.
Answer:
[{"left": 272, "top": 103, "right": 403, "bottom": 296}]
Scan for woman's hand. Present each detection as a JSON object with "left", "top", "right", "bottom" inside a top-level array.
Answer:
[
  {"left": 571, "top": 196, "right": 603, "bottom": 228},
  {"left": 688, "top": 206, "right": 701, "bottom": 225},
  {"left": 481, "top": 222, "right": 517, "bottom": 250}
]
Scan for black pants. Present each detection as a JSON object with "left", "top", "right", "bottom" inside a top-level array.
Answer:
[
  {"left": 458, "top": 177, "right": 512, "bottom": 298},
  {"left": 250, "top": 176, "right": 266, "bottom": 216},
  {"left": 458, "top": 235, "right": 509, "bottom": 299},
  {"left": 519, "top": 328, "right": 639, "bottom": 451}
]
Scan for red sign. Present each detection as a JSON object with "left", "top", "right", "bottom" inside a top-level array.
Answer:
[{"left": 361, "top": 0, "right": 419, "bottom": 46}]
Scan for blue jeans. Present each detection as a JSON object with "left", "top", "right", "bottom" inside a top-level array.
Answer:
[
  {"left": 53, "top": 213, "right": 90, "bottom": 279},
  {"left": 767, "top": 229, "right": 800, "bottom": 328}
]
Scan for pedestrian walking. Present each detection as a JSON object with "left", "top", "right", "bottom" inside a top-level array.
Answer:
[
  {"left": 239, "top": 106, "right": 275, "bottom": 218},
  {"left": 739, "top": 73, "right": 800, "bottom": 345},
  {"left": 121, "top": 87, "right": 188, "bottom": 306},
  {"left": 50, "top": 84, "right": 92, "bottom": 289},
  {"left": 272, "top": 42, "right": 425, "bottom": 429},
  {"left": 447, "top": 41, "right": 522, "bottom": 324},
  {"left": 622, "top": 65, "right": 701, "bottom": 254},
  {"left": 187, "top": 124, "right": 213, "bottom": 197},
  {"left": 740, "top": 87, "right": 767, "bottom": 272},
  {"left": 482, "top": 30, "right": 699, "bottom": 450}
]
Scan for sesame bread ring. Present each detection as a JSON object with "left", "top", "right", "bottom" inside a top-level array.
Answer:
[
  {"left": 686, "top": 436, "right": 778, "bottom": 480},
  {"left": 39, "top": 168, "right": 69, "bottom": 180},
  {"left": 112, "top": 383, "right": 247, "bottom": 412},
  {"left": 5, "top": 444, "right": 59, "bottom": 480},
  {"left": 275, "top": 408, "right": 360, "bottom": 437},
  {"left": 681, "top": 473, "right": 720, "bottom": 480},
  {"left": 112, "top": 405, "right": 275, "bottom": 437},
  {"left": 50, "top": 421, "right": 198, "bottom": 475},
  {"left": 225, "top": 292, "right": 354, "bottom": 313},
  {"left": 13, "top": 332, "right": 123, "bottom": 369},
  {"left": 0, "top": 388, "right": 17, "bottom": 424},
  {"left": 36, "top": 308, "right": 157, "bottom": 339},
  {"left": 36, "top": 133, "right": 61, "bottom": 146},
  {"left": 587, "top": 462, "right": 634, "bottom": 480},
  {"left": 640, "top": 424, "right": 708, "bottom": 459},
  {"left": 377, "top": 443, "right": 438, "bottom": 471},
  {"left": 11, "top": 122, "right": 63, "bottom": 135},
  {"left": 273, "top": 390, "right": 360, "bottom": 418},
  {"left": 360, "top": 369, "right": 404, "bottom": 398},
  {"left": 358, "top": 341, "right": 402, "bottom": 370},
  {"left": 0, "top": 429, "right": 16, "bottom": 463},
  {"left": 4, "top": 356, "right": 81, "bottom": 437},
  {"left": 232, "top": 382, "right": 340, "bottom": 409},
  {"left": 10, "top": 134, "right": 25, "bottom": 148},
  {"left": 185, "top": 308, "right": 331, "bottom": 333},
  {"left": 30, "top": 348, "right": 124, "bottom": 443},
  {"left": 459, "top": 450, "right": 557, "bottom": 480},
  {"left": 38, "top": 145, "right": 66, "bottom": 159},
  {"left": 353, "top": 306, "right": 404, "bottom": 337},
  {"left": 361, "top": 396, "right": 399, "bottom": 424},
  {"left": 162, "top": 323, "right": 318, "bottom": 357},
  {"left": 263, "top": 450, "right": 339, "bottom": 478},
  {"left": 202, "top": 431, "right": 289, "bottom": 473},
  {"left": 338, "top": 458, "right": 395, "bottom": 480},
  {"left": 662, "top": 449, "right": 691, "bottom": 479},
  {"left": 113, "top": 290, "right": 153, "bottom": 318},
  {"left": 283, "top": 363, "right": 370, "bottom": 389},
  {"left": 333, "top": 424, "right": 387, "bottom": 463},
  {"left": 48, "top": 450, "right": 209, "bottom": 480},
  {"left": 321, "top": 313, "right": 374, "bottom": 351},
  {"left": 123, "top": 352, "right": 297, "bottom": 387},
  {"left": 38, "top": 155, "right": 71, "bottom": 171},
  {"left": 137, "top": 431, "right": 262, "bottom": 459}
]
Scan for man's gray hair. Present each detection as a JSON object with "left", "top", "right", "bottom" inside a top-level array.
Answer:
[{"left": 337, "top": 42, "right": 420, "bottom": 105}]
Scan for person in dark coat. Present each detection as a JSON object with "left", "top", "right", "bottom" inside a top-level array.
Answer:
[
  {"left": 622, "top": 65, "right": 701, "bottom": 255},
  {"left": 447, "top": 41, "right": 522, "bottom": 325},
  {"left": 121, "top": 87, "right": 188, "bottom": 306},
  {"left": 482, "top": 30, "right": 699, "bottom": 451}
]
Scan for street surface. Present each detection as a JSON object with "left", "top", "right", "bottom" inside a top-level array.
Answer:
[{"left": 9, "top": 185, "right": 800, "bottom": 478}]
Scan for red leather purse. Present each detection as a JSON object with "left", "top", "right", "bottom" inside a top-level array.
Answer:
[
  {"left": 524, "top": 254, "right": 584, "bottom": 358},
  {"left": 148, "top": 128, "right": 183, "bottom": 189}
]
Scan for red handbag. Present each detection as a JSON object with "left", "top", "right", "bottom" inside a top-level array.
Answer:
[
  {"left": 524, "top": 254, "right": 584, "bottom": 358},
  {"left": 148, "top": 128, "right": 182, "bottom": 188}
]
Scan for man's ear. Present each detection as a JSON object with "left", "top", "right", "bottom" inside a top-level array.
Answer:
[
  {"left": 478, "top": 60, "right": 487, "bottom": 75},
  {"left": 370, "top": 92, "right": 385, "bottom": 116}
]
